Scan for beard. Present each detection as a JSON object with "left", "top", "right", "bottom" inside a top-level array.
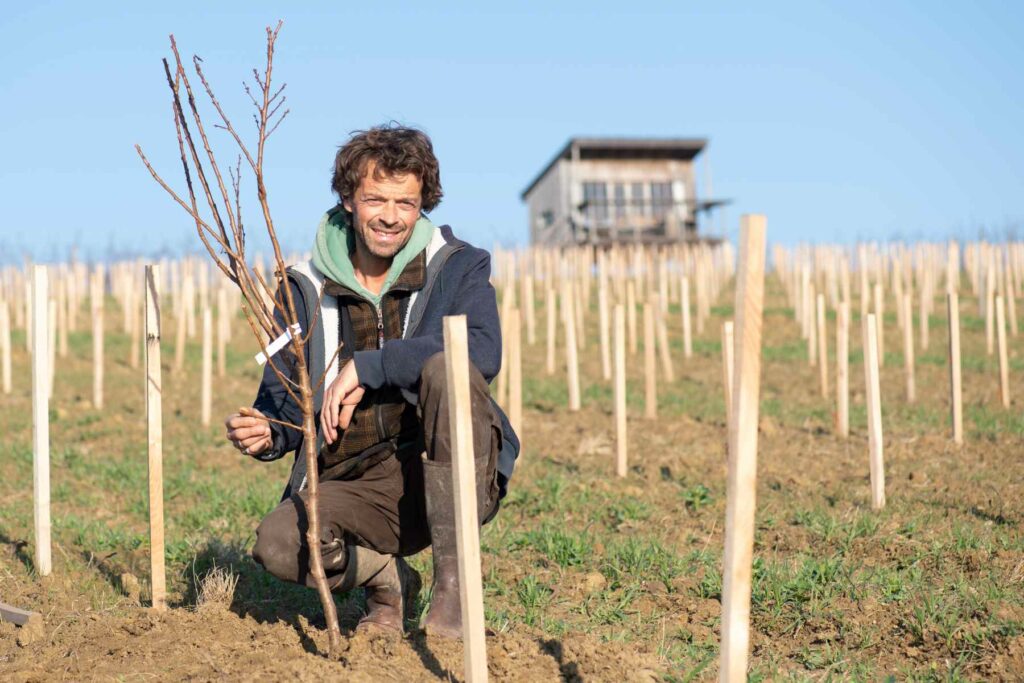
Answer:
[{"left": 355, "top": 217, "right": 413, "bottom": 260}]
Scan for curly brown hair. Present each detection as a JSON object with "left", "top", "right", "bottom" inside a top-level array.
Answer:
[{"left": 331, "top": 124, "right": 443, "bottom": 213}]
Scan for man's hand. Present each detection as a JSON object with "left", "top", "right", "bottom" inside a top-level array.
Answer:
[
  {"left": 225, "top": 407, "right": 272, "bottom": 457},
  {"left": 321, "top": 361, "right": 365, "bottom": 445}
]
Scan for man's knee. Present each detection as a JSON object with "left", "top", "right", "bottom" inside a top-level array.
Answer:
[
  {"left": 252, "top": 501, "right": 303, "bottom": 582},
  {"left": 420, "top": 351, "right": 487, "bottom": 401}
]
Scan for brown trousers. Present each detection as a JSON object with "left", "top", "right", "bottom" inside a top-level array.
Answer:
[{"left": 251, "top": 352, "right": 502, "bottom": 590}]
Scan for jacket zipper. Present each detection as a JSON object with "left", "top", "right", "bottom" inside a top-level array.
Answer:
[{"left": 374, "top": 303, "right": 386, "bottom": 442}]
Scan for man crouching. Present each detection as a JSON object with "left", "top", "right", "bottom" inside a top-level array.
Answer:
[{"left": 223, "top": 124, "right": 519, "bottom": 637}]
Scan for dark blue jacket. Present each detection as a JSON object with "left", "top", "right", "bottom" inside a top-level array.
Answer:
[{"left": 253, "top": 225, "right": 519, "bottom": 500}]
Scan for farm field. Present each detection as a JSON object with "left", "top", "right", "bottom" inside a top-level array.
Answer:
[{"left": 2, "top": 267, "right": 1024, "bottom": 681}]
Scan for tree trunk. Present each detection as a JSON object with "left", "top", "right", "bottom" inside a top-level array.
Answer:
[{"left": 295, "top": 355, "right": 342, "bottom": 656}]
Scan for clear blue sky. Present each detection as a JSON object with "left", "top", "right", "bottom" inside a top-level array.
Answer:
[{"left": 2, "top": 1, "right": 1022, "bottom": 263}]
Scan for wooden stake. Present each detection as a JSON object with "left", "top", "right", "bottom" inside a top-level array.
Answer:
[
  {"left": 508, "top": 308, "right": 523, "bottom": 441},
  {"left": 217, "top": 287, "right": 228, "bottom": 378},
  {"left": 144, "top": 266, "right": 166, "bottom": 610},
  {"left": 997, "top": 295, "right": 1010, "bottom": 409},
  {"left": 654, "top": 296, "right": 675, "bottom": 383},
  {"left": 681, "top": 275, "right": 693, "bottom": 359},
  {"left": 47, "top": 299, "right": 56, "bottom": 400},
  {"left": 986, "top": 262, "right": 995, "bottom": 355},
  {"left": 816, "top": 294, "right": 828, "bottom": 397},
  {"left": 903, "top": 294, "right": 916, "bottom": 403},
  {"left": 863, "top": 314, "right": 885, "bottom": 510},
  {"left": 643, "top": 303, "right": 657, "bottom": 420},
  {"left": 174, "top": 287, "right": 187, "bottom": 373},
  {"left": 722, "top": 320, "right": 735, "bottom": 430},
  {"left": 719, "top": 215, "right": 766, "bottom": 683},
  {"left": 92, "top": 272, "right": 104, "bottom": 410},
  {"left": 31, "top": 266, "right": 52, "bottom": 577},
  {"left": 562, "top": 280, "right": 581, "bottom": 412},
  {"left": 873, "top": 282, "right": 885, "bottom": 367},
  {"left": 57, "top": 276, "right": 68, "bottom": 358},
  {"left": 545, "top": 285, "right": 556, "bottom": 376},
  {"left": 201, "top": 306, "right": 212, "bottom": 426},
  {"left": 627, "top": 281, "right": 638, "bottom": 356},
  {"left": 919, "top": 283, "right": 930, "bottom": 351},
  {"left": 524, "top": 274, "right": 536, "bottom": 346},
  {"left": 598, "top": 274, "right": 611, "bottom": 381},
  {"left": 948, "top": 292, "right": 964, "bottom": 445},
  {"left": 807, "top": 285, "right": 817, "bottom": 367},
  {"left": 129, "top": 283, "right": 140, "bottom": 370},
  {"left": 836, "top": 301, "right": 850, "bottom": 438},
  {"left": 614, "top": 304, "right": 627, "bottom": 478},
  {"left": 442, "top": 315, "right": 489, "bottom": 683},
  {"left": 0, "top": 302, "right": 11, "bottom": 395}
]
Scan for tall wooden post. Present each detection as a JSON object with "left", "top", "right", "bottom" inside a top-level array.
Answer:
[
  {"left": 598, "top": 273, "right": 612, "bottom": 381},
  {"left": 129, "top": 283, "right": 141, "bottom": 370},
  {"left": 873, "top": 282, "right": 885, "bottom": 367},
  {"left": 144, "top": 266, "right": 166, "bottom": 610},
  {"left": 545, "top": 285, "right": 556, "bottom": 376},
  {"left": 722, "top": 320, "right": 735, "bottom": 430},
  {"left": 626, "top": 281, "right": 638, "bottom": 356},
  {"left": 562, "top": 281, "right": 581, "bottom": 412},
  {"left": 442, "top": 315, "right": 489, "bottom": 683},
  {"left": 719, "top": 215, "right": 766, "bottom": 683},
  {"left": 201, "top": 306, "right": 212, "bottom": 426},
  {"left": 919, "top": 284, "right": 930, "bottom": 351},
  {"left": 836, "top": 301, "right": 850, "bottom": 438},
  {"left": 0, "top": 302, "right": 11, "bottom": 395},
  {"left": 47, "top": 300, "right": 56, "bottom": 400},
  {"left": 643, "top": 303, "right": 657, "bottom": 420},
  {"left": 524, "top": 274, "right": 536, "bottom": 346},
  {"left": 948, "top": 292, "right": 964, "bottom": 445},
  {"left": 508, "top": 308, "right": 523, "bottom": 441},
  {"left": 996, "top": 295, "right": 1010, "bottom": 409},
  {"left": 681, "top": 275, "right": 693, "bottom": 359},
  {"left": 903, "top": 294, "right": 916, "bottom": 403},
  {"left": 57, "top": 276, "right": 68, "bottom": 359},
  {"left": 807, "top": 285, "right": 817, "bottom": 367},
  {"left": 863, "top": 314, "right": 885, "bottom": 510},
  {"left": 217, "top": 286, "right": 228, "bottom": 378},
  {"left": 816, "top": 293, "right": 828, "bottom": 397},
  {"left": 92, "top": 271, "right": 104, "bottom": 410},
  {"left": 174, "top": 284, "right": 187, "bottom": 373},
  {"left": 654, "top": 296, "right": 675, "bottom": 383},
  {"left": 614, "top": 305, "right": 627, "bottom": 477},
  {"left": 31, "top": 266, "right": 52, "bottom": 577},
  {"left": 985, "top": 261, "right": 996, "bottom": 356}
]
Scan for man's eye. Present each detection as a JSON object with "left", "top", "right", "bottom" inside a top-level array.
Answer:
[
  {"left": 364, "top": 198, "right": 383, "bottom": 206},
  {"left": 399, "top": 201, "right": 416, "bottom": 209}
]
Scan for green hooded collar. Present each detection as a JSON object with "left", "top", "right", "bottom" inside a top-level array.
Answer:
[{"left": 311, "top": 206, "right": 435, "bottom": 307}]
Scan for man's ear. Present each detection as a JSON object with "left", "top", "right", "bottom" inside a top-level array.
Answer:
[{"left": 342, "top": 196, "right": 354, "bottom": 214}]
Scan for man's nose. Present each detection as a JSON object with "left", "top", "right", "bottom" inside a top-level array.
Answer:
[{"left": 380, "top": 202, "right": 399, "bottom": 225}]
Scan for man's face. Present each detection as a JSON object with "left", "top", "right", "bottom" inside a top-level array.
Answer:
[{"left": 343, "top": 161, "right": 423, "bottom": 262}]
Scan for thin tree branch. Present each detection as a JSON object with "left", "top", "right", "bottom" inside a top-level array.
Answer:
[{"left": 312, "top": 341, "right": 346, "bottom": 397}]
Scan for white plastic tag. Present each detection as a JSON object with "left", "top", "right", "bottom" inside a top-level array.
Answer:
[{"left": 255, "top": 323, "right": 302, "bottom": 365}]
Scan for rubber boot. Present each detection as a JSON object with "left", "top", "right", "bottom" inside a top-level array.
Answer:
[
  {"left": 421, "top": 453, "right": 493, "bottom": 639},
  {"left": 324, "top": 542, "right": 421, "bottom": 634},
  {"left": 351, "top": 545, "right": 421, "bottom": 634}
]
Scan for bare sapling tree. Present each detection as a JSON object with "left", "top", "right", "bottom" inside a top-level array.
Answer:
[{"left": 135, "top": 22, "right": 344, "bottom": 657}]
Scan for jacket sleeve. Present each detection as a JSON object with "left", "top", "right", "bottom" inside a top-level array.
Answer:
[
  {"left": 251, "top": 278, "right": 308, "bottom": 461},
  {"left": 354, "top": 248, "right": 501, "bottom": 390}
]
